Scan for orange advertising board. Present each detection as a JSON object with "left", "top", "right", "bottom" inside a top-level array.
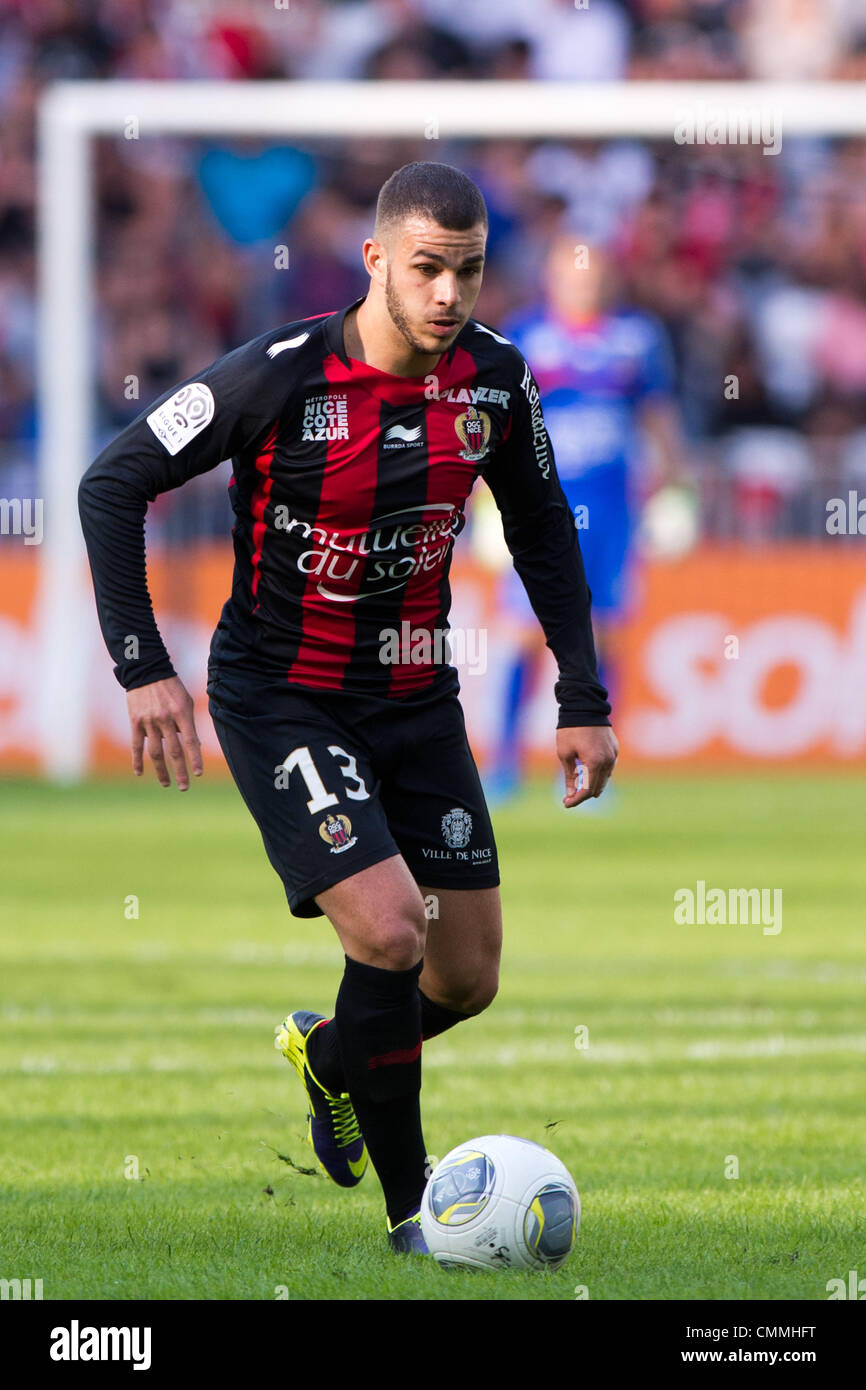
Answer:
[
  {"left": 0, "top": 544, "right": 863, "bottom": 772},
  {"left": 618, "top": 546, "right": 865, "bottom": 766}
]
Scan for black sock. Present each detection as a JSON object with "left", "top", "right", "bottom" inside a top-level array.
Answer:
[
  {"left": 334, "top": 954, "right": 427, "bottom": 1225},
  {"left": 420, "top": 990, "right": 471, "bottom": 1040},
  {"left": 307, "top": 987, "right": 472, "bottom": 1092},
  {"left": 305, "top": 1017, "right": 344, "bottom": 1095}
]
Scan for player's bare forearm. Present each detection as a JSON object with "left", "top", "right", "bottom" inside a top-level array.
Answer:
[
  {"left": 642, "top": 400, "right": 690, "bottom": 487},
  {"left": 127, "top": 676, "right": 203, "bottom": 790},
  {"left": 556, "top": 725, "right": 619, "bottom": 808}
]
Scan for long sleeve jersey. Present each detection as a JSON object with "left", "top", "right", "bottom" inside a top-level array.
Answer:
[{"left": 78, "top": 295, "right": 611, "bottom": 727}]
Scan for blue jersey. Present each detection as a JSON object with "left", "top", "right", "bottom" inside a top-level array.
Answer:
[
  {"left": 500, "top": 306, "right": 675, "bottom": 618},
  {"left": 502, "top": 307, "right": 675, "bottom": 493}
]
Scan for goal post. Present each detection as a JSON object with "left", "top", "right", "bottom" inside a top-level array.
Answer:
[{"left": 35, "top": 79, "right": 866, "bottom": 780}]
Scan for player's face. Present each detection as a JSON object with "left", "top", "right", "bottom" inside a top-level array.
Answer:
[
  {"left": 383, "top": 217, "right": 487, "bottom": 357},
  {"left": 544, "top": 235, "right": 607, "bottom": 321}
]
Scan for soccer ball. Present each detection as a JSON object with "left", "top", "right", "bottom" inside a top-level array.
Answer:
[{"left": 420, "top": 1134, "right": 580, "bottom": 1271}]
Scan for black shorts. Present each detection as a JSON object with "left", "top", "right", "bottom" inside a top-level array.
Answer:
[{"left": 207, "top": 665, "right": 500, "bottom": 918}]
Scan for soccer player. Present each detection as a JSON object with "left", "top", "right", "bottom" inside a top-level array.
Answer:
[
  {"left": 78, "top": 162, "right": 618, "bottom": 1254},
  {"left": 487, "top": 230, "right": 686, "bottom": 798}
]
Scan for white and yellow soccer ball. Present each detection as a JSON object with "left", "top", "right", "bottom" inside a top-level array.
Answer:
[{"left": 420, "top": 1135, "right": 580, "bottom": 1271}]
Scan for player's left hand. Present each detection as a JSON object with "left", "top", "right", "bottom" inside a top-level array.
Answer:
[{"left": 556, "top": 726, "right": 619, "bottom": 808}]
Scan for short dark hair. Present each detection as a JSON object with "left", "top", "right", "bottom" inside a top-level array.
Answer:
[{"left": 375, "top": 162, "right": 488, "bottom": 242}]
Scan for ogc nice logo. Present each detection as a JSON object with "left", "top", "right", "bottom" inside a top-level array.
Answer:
[
  {"left": 454, "top": 405, "right": 491, "bottom": 462},
  {"left": 319, "top": 814, "right": 357, "bottom": 854}
]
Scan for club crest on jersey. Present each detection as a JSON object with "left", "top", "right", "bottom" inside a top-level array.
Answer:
[
  {"left": 319, "top": 813, "right": 357, "bottom": 854},
  {"left": 454, "top": 405, "right": 492, "bottom": 462},
  {"left": 441, "top": 807, "right": 473, "bottom": 849}
]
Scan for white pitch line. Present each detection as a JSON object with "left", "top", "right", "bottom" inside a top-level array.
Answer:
[
  {"left": 423, "top": 1034, "right": 866, "bottom": 1068},
  {"left": 7, "top": 1034, "right": 866, "bottom": 1076}
]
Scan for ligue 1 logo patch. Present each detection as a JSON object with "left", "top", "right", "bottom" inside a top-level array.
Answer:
[
  {"left": 319, "top": 813, "right": 357, "bottom": 854},
  {"left": 441, "top": 807, "right": 472, "bottom": 850},
  {"left": 146, "top": 382, "right": 214, "bottom": 456},
  {"left": 454, "top": 405, "right": 491, "bottom": 462}
]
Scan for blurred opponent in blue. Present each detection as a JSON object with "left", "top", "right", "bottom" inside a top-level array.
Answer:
[{"left": 486, "top": 230, "right": 687, "bottom": 799}]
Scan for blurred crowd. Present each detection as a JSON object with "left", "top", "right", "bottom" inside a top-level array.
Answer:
[{"left": 4, "top": 0, "right": 866, "bottom": 540}]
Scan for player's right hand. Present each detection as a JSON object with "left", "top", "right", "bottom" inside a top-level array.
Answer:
[{"left": 127, "top": 676, "right": 203, "bottom": 790}]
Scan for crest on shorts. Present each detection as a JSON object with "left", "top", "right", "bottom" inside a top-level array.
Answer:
[
  {"left": 319, "top": 813, "right": 357, "bottom": 854},
  {"left": 441, "top": 807, "right": 473, "bottom": 849},
  {"left": 454, "top": 405, "right": 492, "bottom": 462}
]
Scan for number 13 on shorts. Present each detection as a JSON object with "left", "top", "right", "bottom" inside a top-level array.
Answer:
[{"left": 278, "top": 744, "right": 371, "bottom": 812}]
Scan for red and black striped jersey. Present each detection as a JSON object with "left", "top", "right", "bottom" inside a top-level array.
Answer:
[{"left": 79, "top": 296, "right": 610, "bottom": 726}]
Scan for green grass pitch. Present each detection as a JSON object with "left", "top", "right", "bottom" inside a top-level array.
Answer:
[{"left": 0, "top": 772, "right": 863, "bottom": 1301}]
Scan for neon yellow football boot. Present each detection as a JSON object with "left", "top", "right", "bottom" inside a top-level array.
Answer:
[{"left": 275, "top": 1011, "right": 367, "bottom": 1187}]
